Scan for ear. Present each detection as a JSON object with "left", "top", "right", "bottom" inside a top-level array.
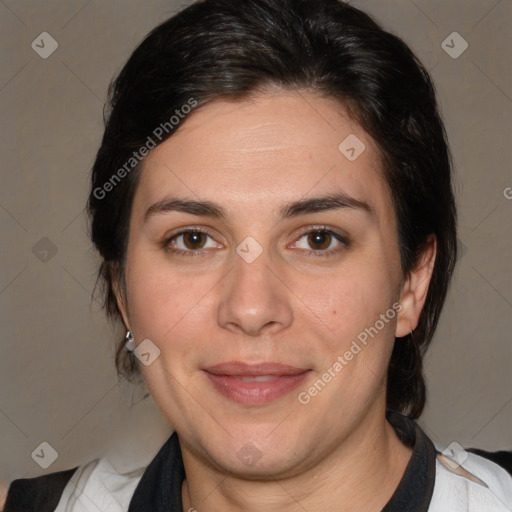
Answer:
[
  {"left": 395, "top": 235, "right": 437, "bottom": 338},
  {"left": 110, "top": 263, "right": 131, "bottom": 331}
]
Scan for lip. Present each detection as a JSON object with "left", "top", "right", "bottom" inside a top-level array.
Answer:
[{"left": 202, "top": 361, "right": 311, "bottom": 405}]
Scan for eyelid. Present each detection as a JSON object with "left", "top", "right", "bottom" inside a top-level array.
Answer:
[{"left": 292, "top": 224, "right": 350, "bottom": 243}]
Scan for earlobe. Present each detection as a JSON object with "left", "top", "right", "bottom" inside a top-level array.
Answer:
[{"left": 395, "top": 235, "right": 437, "bottom": 338}]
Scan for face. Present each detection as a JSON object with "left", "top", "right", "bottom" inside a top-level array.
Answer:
[{"left": 116, "top": 91, "right": 429, "bottom": 479}]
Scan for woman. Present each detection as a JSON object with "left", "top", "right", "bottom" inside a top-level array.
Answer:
[{"left": 4, "top": 0, "right": 512, "bottom": 510}]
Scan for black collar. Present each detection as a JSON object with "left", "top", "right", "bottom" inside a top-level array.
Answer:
[
  {"left": 382, "top": 410, "right": 436, "bottom": 511},
  {"left": 128, "top": 411, "right": 436, "bottom": 512}
]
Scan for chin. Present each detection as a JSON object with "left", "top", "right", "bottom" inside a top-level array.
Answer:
[{"left": 197, "top": 429, "right": 307, "bottom": 479}]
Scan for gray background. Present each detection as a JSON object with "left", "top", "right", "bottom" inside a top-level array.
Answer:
[{"left": 1, "top": 0, "right": 511, "bottom": 494}]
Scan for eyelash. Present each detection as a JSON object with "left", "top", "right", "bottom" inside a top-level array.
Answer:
[{"left": 162, "top": 226, "right": 349, "bottom": 259}]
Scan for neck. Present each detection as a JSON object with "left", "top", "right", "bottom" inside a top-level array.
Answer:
[{"left": 180, "top": 406, "right": 413, "bottom": 512}]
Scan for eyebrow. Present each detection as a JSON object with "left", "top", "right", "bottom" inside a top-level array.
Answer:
[{"left": 144, "top": 192, "right": 375, "bottom": 222}]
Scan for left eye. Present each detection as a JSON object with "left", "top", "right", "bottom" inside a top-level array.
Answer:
[{"left": 292, "top": 229, "right": 346, "bottom": 253}]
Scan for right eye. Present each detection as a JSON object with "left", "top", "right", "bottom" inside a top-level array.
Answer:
[{"left": 163, "top": 228, "right": 223, "bottom": 257}]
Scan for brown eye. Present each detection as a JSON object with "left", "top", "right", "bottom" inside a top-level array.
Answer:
[
  {"left": 307, "top": 231, "right": 332, "bottom": 251},
  {"left": 182, "top": 231, "right": 207, "bottom": 250},
  {"left": 292, "top": 227, "right": 348, "bottom": 257},
  {"left": 164, "top": 228, "right": 221, "bottom": 257}
]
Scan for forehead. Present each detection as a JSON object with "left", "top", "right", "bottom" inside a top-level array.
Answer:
[{"left": 133, "top": 91, "right": 392, "bottom": 223}]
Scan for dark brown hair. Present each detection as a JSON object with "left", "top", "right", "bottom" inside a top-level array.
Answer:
[{"left": 88, "top": 0, "right": 457, "bottom": 419}]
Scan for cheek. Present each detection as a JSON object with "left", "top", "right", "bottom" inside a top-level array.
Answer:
[
  {"left": 305, "top": 259, "right": 401, "bottom": 396},
  {"left": 306, "top": 272, "right": 399, "bottom": 407},
  {"left": 314, "top": 262, "right": 398, "bottom": 341},
  {"left": 124, "top": 253, "right": 210, "bottom": 347}
]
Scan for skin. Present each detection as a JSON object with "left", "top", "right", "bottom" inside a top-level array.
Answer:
[{"left": 115, "top": 90, "right": 436, "bottom": 511}]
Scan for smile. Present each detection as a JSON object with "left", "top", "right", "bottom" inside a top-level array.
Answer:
[{"left": 202, "top": 362, "right": 311, "bottom": 405}]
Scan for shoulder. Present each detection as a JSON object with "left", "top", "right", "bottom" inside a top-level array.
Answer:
[
  {"left": 3, "top": 466, "right": 79, "bottom": 512},
  {"left": 429, "top": 446, "right": 512, "bottom": 511},
  {"left": 3, "top": 458, "right": 146, "bottom": 512}
]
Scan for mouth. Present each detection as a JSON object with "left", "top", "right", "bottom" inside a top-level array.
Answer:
[{"left": 202, "top": 362, "right": 311, "bottom": 406}]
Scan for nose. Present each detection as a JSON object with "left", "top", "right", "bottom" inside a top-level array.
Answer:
[{"left": 217, "top": 245, "right": 293, "bottom": 337}]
